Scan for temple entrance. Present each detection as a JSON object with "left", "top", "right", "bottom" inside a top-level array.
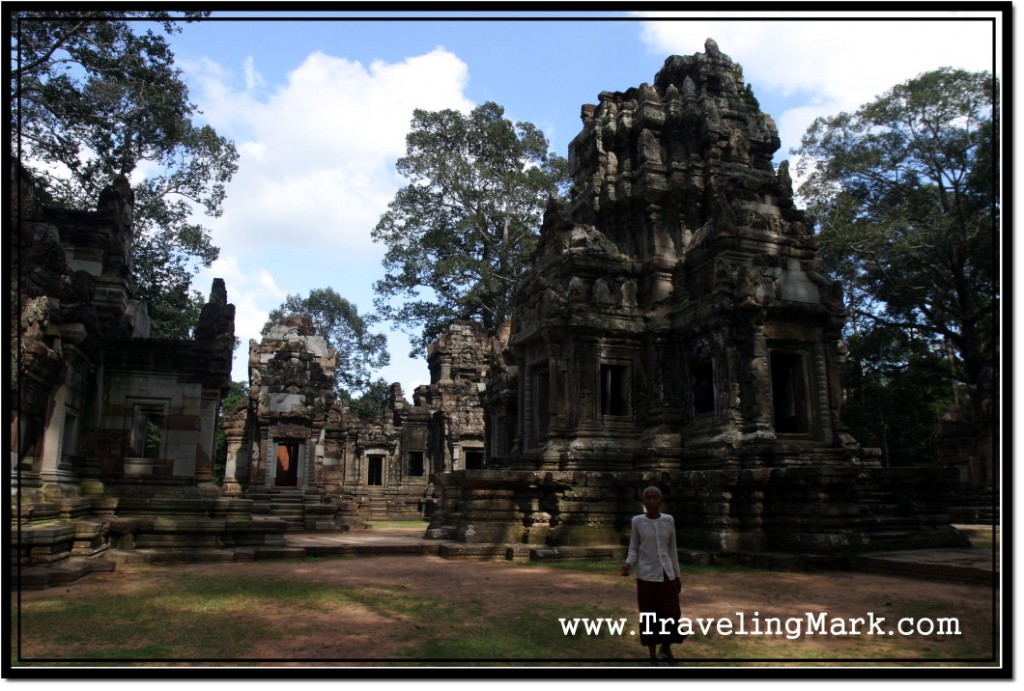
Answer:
[
  {"left": 465, "top": 449, "right": 484, "bottom": 470},
  {"left": 368, "top": 455, "right": 384, "bottom": 486},
  {"left": 691, "top": 358, "right": 715, "bottom": 415},
  {"left": 770, "top": 351, "right": 811, "bottom": 434},
  {"left": 408, "top": 450, "right": 425, "bottom": 477},
  {"left": 275, "top": 442, "right": 300, "bottom": 487}
]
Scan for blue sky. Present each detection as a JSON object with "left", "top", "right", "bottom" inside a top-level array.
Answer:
[{"left": 159, "top": 9, "right": 1001, "bottom": 394}]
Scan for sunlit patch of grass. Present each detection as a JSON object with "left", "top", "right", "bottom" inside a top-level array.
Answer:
[
  {"left": 338, "top": 584, "right": 473, "bottom": 625},
  {"left": 13, "top": 573, "right": 368, "bottom": 662},
  {"left": 365, "top": 520, "right": 428, "bottom": 530}
]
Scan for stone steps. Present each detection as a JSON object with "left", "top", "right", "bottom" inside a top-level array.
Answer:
[
  {"left": 245, "top": 490, "right": 343, "bottom": 531},
  {"left": 14, "top": 556, "right": 117, "bottom": 589},
  {"left": 104, "top": 545, "right": 307, "bottom": 565}
]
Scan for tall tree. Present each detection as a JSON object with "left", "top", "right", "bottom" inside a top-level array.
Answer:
[
  {"left": 263, "top": 288, "right": 390, "bottom": 400},
  {"left": 343, "top": 377, "right": 392, "bottom": 420},
  {"left": 840, "top": 324, "right": 954, "bottom": 466},
  {"left": 372, "top": 101, "right": 569, "bottom": 353},
  {"left": 11, "top": 11, "right": 238, "bottom": 337},
  {"left": 795, "top": 67, "right": 998, "bottom": 433}
]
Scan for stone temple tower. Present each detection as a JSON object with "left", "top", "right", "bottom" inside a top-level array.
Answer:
[
  {"left": 510, "top": 37, "right": 854, "bottom": 472},
  {"left": 427, "top": 41, "right": 967, "bottom": 554}
]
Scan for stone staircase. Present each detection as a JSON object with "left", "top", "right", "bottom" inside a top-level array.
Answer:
[
  {"left": 248, "top": 489, "right": 305, "bottom": 529},
  {"left": 246, "top": 489, "right": 344, "bottom": 531},
  {"left": 365, "top": 488, "right": 391, "bottom": 522},
  {"left": 948, "top": 486, "right": 998, "bottom": 525},
  {"left": 850, "top": 468, "right": 971, "bottom": 550}
]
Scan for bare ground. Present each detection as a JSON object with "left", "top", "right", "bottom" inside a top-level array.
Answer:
[{"left": 11, "top": 552, "right": 1000, "bottom": 667}]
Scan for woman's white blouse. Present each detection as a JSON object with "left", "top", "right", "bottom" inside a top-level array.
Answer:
[{"left": 625, "top": 513, "right": 682, "bottom": 582}]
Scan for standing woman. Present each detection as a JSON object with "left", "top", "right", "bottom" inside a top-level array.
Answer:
[{"left": 621, "top": 485, "right": 685, "bottom": 665}]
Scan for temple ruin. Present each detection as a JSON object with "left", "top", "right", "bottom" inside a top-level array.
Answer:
[
  {"left": 11, "top": 41, "right": 971, "bottom": 585},
  {"left": 220, "top": 317, "right": 496, "bottom": 528},
  {"left": 426, "top": 40, "right": 968, "bottom": 553},
  {"left": 11, "top": 157, "right": 294, "bottom": 581}
]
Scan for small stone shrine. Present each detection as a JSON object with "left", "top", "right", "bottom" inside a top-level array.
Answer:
[{"left": 427, "top": 40, "right": 968, "bottom": 553}]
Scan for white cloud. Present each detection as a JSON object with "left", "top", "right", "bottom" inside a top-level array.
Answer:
[
  {"left": 185, "top": 48, "right": 472, "bottom": 257},
  {"left": 243, "top": 56, "right": 265, "bottom": 92},
  {"left": 182, "top": 47, "right": 473, "bottom": 387}
]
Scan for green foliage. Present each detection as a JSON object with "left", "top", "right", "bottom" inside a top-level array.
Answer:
[
  {"left": 795, "top": 68, "right": 998, "bottom": 429},
  {"left": 12, "top": 11, "right": 238, "bottom": 339},
  {"left": 372, "top": 101, "right": 569, "bottom": 354},
  {"left": 263, "top": 288, "right": 390, "bottom": 399},
  {"left": 839, "top": 326, "right": 953, "bottom": 465},
  {"left": 340, "top": 376, "right": 392, "bottom": 419}
]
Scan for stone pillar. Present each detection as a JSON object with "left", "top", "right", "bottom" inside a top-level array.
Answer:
[
  {"left": 546, "top": 341, "right": 566, "bottom": 433},
  {"left": 38, "top": 377, "right": 77, "bottom": 497},
  {"left": 740, "top": 315, "right": 774, "bottom": 439},
  {"left": 195, "top": 392, "right": 219, "bottom": 483},
  {"left": 811, "top": 343, "right": 833, "bottom": 444},
  {"left": 438, "top": 354, "right": 453, "bottom": 383},
  {"left": 221, "top": 407, "right": 247, "bottom": 495}
]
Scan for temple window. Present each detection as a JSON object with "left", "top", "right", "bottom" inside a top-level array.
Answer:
[
  {"left": 525, "top": 365, "right": 550, "bottom": 448},
  {"left": 61, "top": 411, "right": 79, "bottom": 458}
]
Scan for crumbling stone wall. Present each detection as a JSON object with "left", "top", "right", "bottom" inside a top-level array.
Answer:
[{"left": 11, "top": 159, "right": 288, "bottom": 571}]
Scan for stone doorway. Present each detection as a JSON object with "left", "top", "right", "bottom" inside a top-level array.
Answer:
[
  {"left": 465, "top": 449, "right": 484, "bottom": 470},
  {"left": 275, "top": 442, "right": 300, "bottom": 487},
  {"left": 770, "top": 351, "right": 811, "bottom": 434},
  {"left": 367, "top": 455, "right": 384, "bottom": 486}
]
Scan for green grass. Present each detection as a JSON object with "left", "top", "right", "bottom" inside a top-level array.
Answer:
[
  {"left": 12, "top": 573, "right": 451, "bottom": 663},
  {"left": 12, "top": 568, "right": 641, "bottom": 665},
  {"left": 12, "top": 558, "right": 998, "bottom": 667},
  {"left": 364, "top": 520, "right": 428, "bottom": 530},
  {"left": 13, "top": 576, "right": 275, "bottom": 661}
]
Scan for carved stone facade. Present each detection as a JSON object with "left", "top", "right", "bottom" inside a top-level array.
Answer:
[
  {"left": 11, "top": 159, "right": 289, "bottom": 575},
  {"left": 427, "top": 41, "right": 968, "bottom": 553}
]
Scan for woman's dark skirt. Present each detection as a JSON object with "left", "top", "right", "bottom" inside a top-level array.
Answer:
[{"left": 636, "top": 574, "right": 685, "bottom": 646}]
